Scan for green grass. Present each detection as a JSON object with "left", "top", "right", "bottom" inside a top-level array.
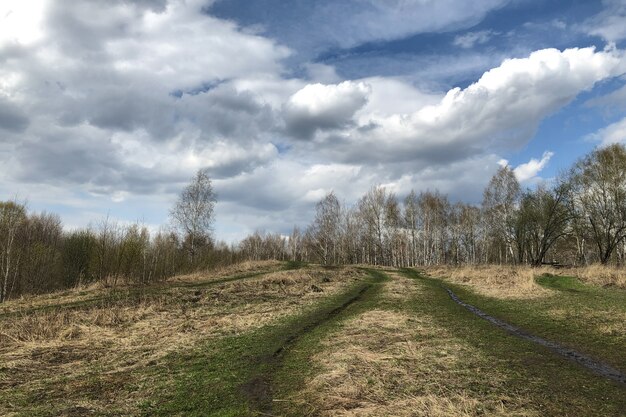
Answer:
[
  {"left": 401, "top": 268, "right": 626, "bottom": 416},
  {"left": 4, "top": 266, "right": 625, "bottom": 416},
  {"left": 433, "top": 271, "right": 626, "bottom": 371},
  {"left": 138, "top": 269, "right": 386, "bottom": 416},
  {"left": 272, "top": 269, "right": 390, "bottom": 416}
]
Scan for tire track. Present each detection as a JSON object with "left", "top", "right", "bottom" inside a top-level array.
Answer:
[
  {"left": 244, "top": 270, "right": 387, "bottom": 414},
  {"left": 445, "top": 287, "right": 626, "bottom": 385}
]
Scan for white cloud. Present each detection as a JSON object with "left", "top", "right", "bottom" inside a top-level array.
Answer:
[
  {"left": 583, "top": 0, "right": 626, "bottom": 42},
  {"left": 453, "top": 30, "right": 494, "bottom": 49},
  {"left": 314, "top": 0, "right": 511, "bottom": 49},
  {"left": 0, "top": 0, "right": 48, "bottom": 47},
  {"left": 2, "top": 0, "right": 626, "bottom": 241},
  {"left": 283, "top": 81, "right": 371, "bottom": 138},
  {"left": 329, "top": 47, "right": 626, "bottom": 164},
  {"left": 589, "top": 116, "right": 626, "bottom": 146},
  {"left": 356, "top": 77, "right": 441, "bottom": 117},
  {"left": 513, "top": 151, "right": 554, "bottom": 182}
]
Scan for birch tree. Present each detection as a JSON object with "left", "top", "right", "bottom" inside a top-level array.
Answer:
[
  {"left": 0, "top": 201, "right": 26, "bottom": 303},
  {"left": 569, "top": 144, "right": 626, "bottom": 264},
  {"left": 482, "top": 166, "right": 520, "bottom": 263},
  {"left": 170, "top": 168, "right": 217, "bottom": 266}
]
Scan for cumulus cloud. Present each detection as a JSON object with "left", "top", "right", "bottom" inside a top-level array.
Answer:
[
  {"left": 283, "top": 81, "right": 371, "bottom": 139},
  {"left": 453, "top": 30, "right": 494, "bottom": 49},
  {"left": 323, "top": 47, "right": 625, "bottom": 164},
  {"left": 513, "top": 151, "right": 554, "bottom": 182},
  {"left": 0, "top": 0, "right": 292, "bottom": 197}
]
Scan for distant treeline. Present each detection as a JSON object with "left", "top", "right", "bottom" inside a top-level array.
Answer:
[
  {"left": 0, "top": 169, "right": 236, "bottom": 302},
  {"left": 0, "top": 207, "right": 239, "bottom": 303},
  {"left": 241, "top": 144, "right": 626, "bottom": 269}
]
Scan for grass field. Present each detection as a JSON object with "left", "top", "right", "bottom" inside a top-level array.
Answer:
[{"left": 1, "top": 263, "right": 625, "bottom": 416}]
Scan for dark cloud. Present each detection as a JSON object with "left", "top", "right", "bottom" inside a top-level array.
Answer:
[{"left": 0, "top": 98, "right": 29, "bottom": 132}]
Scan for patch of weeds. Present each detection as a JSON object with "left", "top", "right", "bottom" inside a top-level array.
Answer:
[{"left": 283, "top": 260, "right": 308, "bottom": 270}]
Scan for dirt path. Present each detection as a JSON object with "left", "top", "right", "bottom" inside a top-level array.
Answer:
[
  {"left": 244, "top": 270, "right": 385, "bottom": 415},
  {"left": 445, "top": 287, "right": 626, "bottom": 385},
  {"left": 243, "top": 286, "right": 370, "bottom": 413}
]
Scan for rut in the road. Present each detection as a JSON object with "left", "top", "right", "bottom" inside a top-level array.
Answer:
[
  {"left": 243, "top": 283, "right": 373, "bottom": 414},
  {"left": 445, "top": 287, "right": 626, "bottom": 385}
]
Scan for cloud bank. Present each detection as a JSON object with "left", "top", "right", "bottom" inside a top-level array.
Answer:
[{"left": 1, "top": 0, "right": 625, "bottom": 240}]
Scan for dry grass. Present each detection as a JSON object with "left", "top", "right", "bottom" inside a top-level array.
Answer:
[
  {"left": 383, "top": 272, "right": 422, "bottom": 301},
  {"left": 0, "top": 265, "right": 366, "bottom": 416},
  {"left": 426, "top": 265, "right": 552, "bottom": 299},
  {"left": 427, "top": 264, "right": 626, "bottom": 300},
  {"left": 167, "top": 259, "right": 282, "bottom": 284},
  {"left": 555, "top": 264, "right": 626, "bottom": 289},
  {"left": 292, "top": 275, "right": 537, "bottom": 417},
  {"left": 0, "top": 260, "right": 281, "bottom": 316},
  {"left": 547, "top": 306, "right": 626, "bottom": 337}
]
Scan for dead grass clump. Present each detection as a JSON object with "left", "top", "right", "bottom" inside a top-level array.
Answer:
[
  {"left": 426, "top": 265, "right": 552, "bottom": 299},
  {"left": 0, "top": 261, "right": 282, "bottom": 317},
  {"left": 296, "top": 306, "right": 536, "bottom": 417},
  {"left": 169, "top": 260, "right": 282, "bottom": 284},
  {"left": 556, "top": 264, "right": 626, "bottom": 289},
  {"left": 383, "top": 272, "right": 422, "bottom": 301}
]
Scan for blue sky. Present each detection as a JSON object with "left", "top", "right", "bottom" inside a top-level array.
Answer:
[{"left": 0, "top": 0, "right": 626, "bottom": 242}]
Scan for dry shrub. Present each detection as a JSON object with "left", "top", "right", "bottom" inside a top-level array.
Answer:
[
  {"left": 426, "top": 265, "right": 552, "bottom": 299},
  {"left": 294, "top": 276, "right": 536, "bottom": 417}
]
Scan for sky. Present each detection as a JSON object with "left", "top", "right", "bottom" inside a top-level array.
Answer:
[{"left": 1, "top": 0, "right": 626, "bottom": 242}]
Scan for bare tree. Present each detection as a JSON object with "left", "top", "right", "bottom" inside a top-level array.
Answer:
[
  {"left": 483, "top": 166, "right": 521, "bottom": 264},
  {"left": 417, "top": 191, "right": 449, "bottom": 265},
  {"left": 569, "top": 144, "right": 626, "bottom": 264},
  {"left": 0, "top": 200, "right": 27, "bottom": 302},
  {"left": 517, "top": 183, "right": 571, "bottom": 266},
  {"left": 358, "top": 186, "right": 389, "bottom": 265},
  {"left": 170, "top": 168, "right": 217, "bottom": 266},
  {"left": 310, "top": 192, "right": 342, "bottom": 265},
  {"left": 450, "top": 203, "right": 481, "bottom": 265},
  {"left": 403, "top": 191, "right": 420, "bottom": 266},
  {"left": 288, "top": 226, "right": 303, "bottom": 262}
]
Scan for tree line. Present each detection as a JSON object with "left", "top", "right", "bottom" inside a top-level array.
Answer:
[
  {"left": 0, "top": 169, "right": 238, "bottom": 302},
  {"left": 3, "top": 144, "right": 626, "bottom": 301},
  {"left": 241, "top": 144, "right": 626, "bottom": 268}
]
